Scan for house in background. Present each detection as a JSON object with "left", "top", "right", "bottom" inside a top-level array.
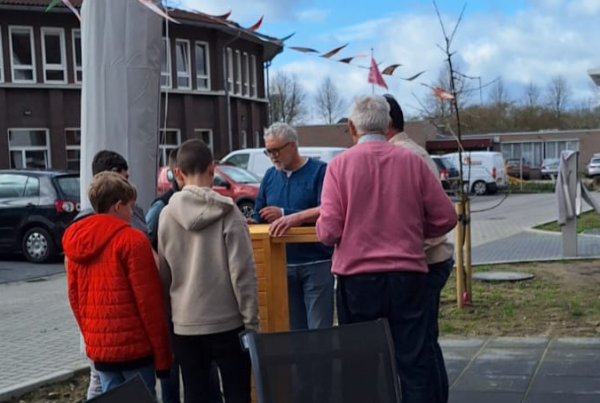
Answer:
[
  {"left": 0, "top": 0, "right": 282, "bottom": 171},
  {"left": 297, "top": 122, "right": 600, "bottom": 177}
]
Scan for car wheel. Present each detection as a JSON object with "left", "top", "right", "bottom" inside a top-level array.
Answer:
[
  {"left": 237, "top": 201, "right": 255, "bottom": 220},
  {"left": 22, "top": 227, "right": 56, "bottom": 263},
  {"left": 472, "top": 181, "right": 487, "bottom": 196}
]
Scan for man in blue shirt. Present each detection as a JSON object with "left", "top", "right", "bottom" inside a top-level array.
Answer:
[{"left": 252, "top": 123, "right": 334, "bottom": 330}]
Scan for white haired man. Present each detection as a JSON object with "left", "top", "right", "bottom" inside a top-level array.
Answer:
[
  {"left": 252, "top": 122, "right": 334, "bottom": 330},
  {"left": 316, "top": 95, "right": 457, "bottom": 403}
]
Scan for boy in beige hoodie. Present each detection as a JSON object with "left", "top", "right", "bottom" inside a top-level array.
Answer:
[{"left": 158, "top": 139, "right": 259, "bottom": 403}]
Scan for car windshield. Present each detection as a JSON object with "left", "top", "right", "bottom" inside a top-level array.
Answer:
[
  {"left": 218, "top": 166, "right": 260, "bottom": 184},
  {"left": 543, "top": 159, "right": 559, "bottom": 166},
  {"left": 56, "top": 176, "right": 80, "bottom": 200}
]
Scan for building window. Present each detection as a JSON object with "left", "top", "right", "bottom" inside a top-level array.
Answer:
[
  {"left": 8, "top": 129, "right": 50, "bottom": 169},
  {"left": 194, "top": 129, "right": 213, "bottom": 153},
  {"left": 501, "top": 142, "right": 543, "bottom": 168},
  {"left": 158, "top": 129, "right": 180, "bottom": 166},
  {"left": 254, "top": 131, "right": 261, "bottom": 147},
  {"left": 242, "top": 52, "right": 249, "bottom": 96},
  {"left": 9, "top": 26, "right": 36, "bottom": 83},
  {"left": 235, "top": 50, "right": 242, "bottom": 95},
  {"left": 72, "top": 29, "right": 82, "bottom": 83},
  {"left": 65, "top": 129, "right": 81, "bottom": 171},
  {"left": 195, "top": 41, "right": 210, "bottom": 90},
  {"left": 41, "top": 27, "right": 67, "bottom": 84},
  {"left": 544, "top": 140, "right": 579, "bottom": 160},
  {"left": 250, "top": 55, "right": 257, "bottom": 98},
  {"left": 0, "top": 28, "right": 4, "bottom": 83},
  {"left": 175, "top": 39, "right": 191, "bottom": 89},
  {"left": 239, "top": 130, "right": 247, "bottom": 149},
  {"left": 226, "top": 47, "right": 233, "bottom": 92},
  {"left": 161, "top": 37, "right": 171, "bottom": 88}
]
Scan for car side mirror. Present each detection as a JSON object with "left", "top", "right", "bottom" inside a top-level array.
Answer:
[{"left": 213, "top": 177, "right": 230, "bottom": 188}]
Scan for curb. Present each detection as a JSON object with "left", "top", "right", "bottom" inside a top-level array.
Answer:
[
  {"left": 0, "top": 364, "right": 88, "bottom": 403},
  {"left": 470, "top": 255, "right": 600, "bottom": 267}
]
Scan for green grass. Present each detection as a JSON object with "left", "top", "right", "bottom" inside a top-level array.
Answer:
[
  {"left": 439, "top": 261, "right": 600, "bottom": 337},
  {"left": 534, "top": 210, "right": 600, "bottom": 233}
]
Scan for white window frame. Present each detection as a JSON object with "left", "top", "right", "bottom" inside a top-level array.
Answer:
[
  {"left": 226, "top": 47, "right": 234, "bottom": 92},
  {"left": 7, "top": 128, "right": 51, "bottom": 169},
  {"left": 0, "top": 27, "right": 4, "bottom": 83},
  {"left": 158, "top": 128, "right": 181, "bottom": 166},
  {"left": 194, "top": 41, "right": 210, "bottom": 91},
  {"left": 41, "top": 27, "right": 67, "bottom": 84},
  {"left": 250, "top": 54, "right": 257, "bottom": 98},
  {"left": 175, "top": 39, "right": 191, "bottom": 90},
  {"left": 501, "top": 141, "right": 543, "bottom": 168},
  {"left": 72, "top": 29, "right": 82, "bottom": 84},
  {"left": 161, "top": 37, "right": 171, "bottom": 89},
  {"left": 8, "top": 26, "right": 36, "bottom": 84},
  {"left": 65, "top": 128, "right": 81, "bottom": 170},
  {"left": 544, "top": 139, "right": 579, "bottom": 160},
  {"left": 242, "top": 52, "right": 249, "bottom": 96},
  {"left": 235, "top": 50, "right": 242, "bottom": 95},
  {"left": 194, "top": 129, "right": 214, "bottom": 153}
]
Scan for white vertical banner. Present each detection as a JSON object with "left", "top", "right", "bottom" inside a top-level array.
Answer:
[{"left": 80, "top": 0, "right": 162, "bottom": 211}]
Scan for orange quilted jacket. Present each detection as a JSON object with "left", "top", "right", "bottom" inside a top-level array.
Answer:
[{"left": 63, "top": 214, "right": 172, "bottom": 372}]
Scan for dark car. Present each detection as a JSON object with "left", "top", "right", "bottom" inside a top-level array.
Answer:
[
  {"left": 431, "top": 155, "right": 460, "bottom": 194},
  {"left": 506, "top": 158, "right": 530, "bottom": 180},
  {"left": 0, "top": 170, "right": 80, "bottom": 263}
]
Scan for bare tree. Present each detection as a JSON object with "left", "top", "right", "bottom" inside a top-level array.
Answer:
[
  {"left": 546, "top": 75, "right": 572, "bottom": 127},
  {"left": 524, "top": 81, "right": 541, "bottom": 109},
  {"left": 488, "top": 77, "right": 511, "bottom": 106},
  {"left": 314, "top": 76, "right": 346, "bottom": 124},
  {"left": 268, "top": 72, "right": 308, "bottom": 125}
]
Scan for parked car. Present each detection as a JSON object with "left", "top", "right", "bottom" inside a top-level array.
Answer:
[
  {"left": 431, "top": 155, "right": 460, "bottom": 194},
  {"left": 221, "top": 147, "right": 346, "bottom": 178},
  {"left": 586, "top": 155, "right": 600, "bottom": 177},
  {"left": 443, "top": 151, "right": 507, "bottom": 195},
  {"left": 506, "top": 158, "right": 530, "bottom": 180},
  {"left": 540, "top": 158, "right": 560, "bottom": 179},
  {"left": 0, "top": 170, "right": 80, "bottom": 263},
  {"left": 157, "top": 164, "right": 260, "bottom": 219}
]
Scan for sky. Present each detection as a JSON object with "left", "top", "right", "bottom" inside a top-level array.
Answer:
[{"left": 180, "top": 0, "right": 600, "bottom": 122}]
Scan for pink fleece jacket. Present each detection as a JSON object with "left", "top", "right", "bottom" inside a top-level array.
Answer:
[{"left": 316, "top": 139, "right": 457, "bottom": 276}]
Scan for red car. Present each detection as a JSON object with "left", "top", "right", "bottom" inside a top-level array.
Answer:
[{"left": 157, "top": 164, "right": 260, "bottom": 218}]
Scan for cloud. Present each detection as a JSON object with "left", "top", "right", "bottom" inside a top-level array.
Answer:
[
  {"left": 295, "top": 8, "right": 330, "bottom": 23},
  {"left": 272, "top": 1, "right": 600, "bottom": 122},
  {"left": 180, "top": 0, "right": 311, "bottom": 22}
]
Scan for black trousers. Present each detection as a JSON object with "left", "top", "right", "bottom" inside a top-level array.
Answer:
[
  {"left": 173, "top": 326, "right": 251, "bottom": 403},
  {"left": 337, "top": 271, "right": 440, "bottom": 403}
]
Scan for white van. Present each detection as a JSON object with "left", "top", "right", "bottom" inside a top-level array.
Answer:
[
  {"left": 221, "top": 147, "right": 346, "bottom": 178},
  {"left": 443, "top": 151, "right": 507, "bottom": 195}
]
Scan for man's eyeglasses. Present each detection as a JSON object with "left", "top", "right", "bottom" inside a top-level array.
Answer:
[{"left": 264, "top": 142, "right": 292, "bottom": 157}]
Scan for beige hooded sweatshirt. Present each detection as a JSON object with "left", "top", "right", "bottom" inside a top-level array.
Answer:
[{"left": 158, "top": 185, "right": 259, "bottom": 335}]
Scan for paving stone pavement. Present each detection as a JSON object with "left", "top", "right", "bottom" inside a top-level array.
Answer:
[
  {"left": 444, "top": 337, "right": 600, "bottom": 403},
  {"left": 0, "top": 275, "right": 86, "bottom": 401}
]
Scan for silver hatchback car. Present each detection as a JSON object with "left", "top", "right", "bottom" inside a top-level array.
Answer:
[{"left": 586, "top": 156, "right": 600, "bottom": 177}]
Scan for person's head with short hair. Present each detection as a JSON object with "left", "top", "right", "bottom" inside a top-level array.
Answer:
[
  {"left": 175, "top": 139, "right": 214, "bottom": 188},
  {"left": 348, "top": 95, "right": 391, "bottom": 144},
  {"left": 383, "top": 93, "right": 405, "bottom": 140},
  {"left": 88, "top": 171, "right": 137, "bottom": 222},
  {"left": 263, "top": 122, "right": 301, "bottom": 171},
  {"left": 167, "top": 148, "right": 184, "bottom": 190},
  {"left": 92, "top": 150, "right": 129, "bottom": 179}
]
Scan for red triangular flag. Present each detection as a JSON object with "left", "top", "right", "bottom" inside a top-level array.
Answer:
[{"left": 368, "top": 57, "right": 388, "bottom": 90}]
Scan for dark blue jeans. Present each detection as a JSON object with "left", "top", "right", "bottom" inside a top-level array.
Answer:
[
  {"left": 428, "top": 258, "right": 454, "bottom": 403},
  {"left": 337, "top": 271, "right": 438, "bottom": 403},
  {"left": 287, "top": 261, "right": 334, "bottom": 330}
]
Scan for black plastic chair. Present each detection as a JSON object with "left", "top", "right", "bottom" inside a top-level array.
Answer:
[
  {"left": 86, "top": 374, "right": 155, "bottom": 403},
  {"left": 240, "top": 319, "right": 401, "bottom": 403}
]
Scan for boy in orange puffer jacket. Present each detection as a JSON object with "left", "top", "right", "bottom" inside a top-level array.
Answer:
[{"left": 63, "top": 171, "right": 172, "bottom": 398}]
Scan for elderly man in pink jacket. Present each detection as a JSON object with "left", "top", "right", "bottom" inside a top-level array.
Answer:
[{"left": 316, "top": 95, "right": 457, "bottom": 403}]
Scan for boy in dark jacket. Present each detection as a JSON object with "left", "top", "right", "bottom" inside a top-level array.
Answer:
[{"left": 63, "top": 172, "right": 172, "bottom": 398}]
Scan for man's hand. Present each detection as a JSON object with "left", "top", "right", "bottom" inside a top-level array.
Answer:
[
  {"left": 259, "top": 206, "right": 283, "bottom": 223},
  {"left": 269, "top": 214, "right": 303, "bottom": 237}
]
